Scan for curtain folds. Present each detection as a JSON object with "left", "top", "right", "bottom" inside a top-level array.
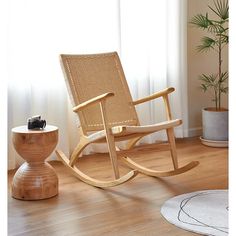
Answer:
[
  {"left": 120, "top": 0, "right": 188, "bottom": 142},
  {"left": 8, "top": 0, "right": 188, "bottom": 169}
]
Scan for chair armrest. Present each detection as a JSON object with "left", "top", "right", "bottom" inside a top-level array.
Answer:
[
  {"left": 73, "top": 92, "right": 114, "bottom": 112},
  {"left": 132, "top": 87, "right": 175, "bottom": 105}
]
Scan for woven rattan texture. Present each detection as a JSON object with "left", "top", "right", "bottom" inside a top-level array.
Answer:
[{"left": 61, "top": 52, "right": 139, "bottom": 133}]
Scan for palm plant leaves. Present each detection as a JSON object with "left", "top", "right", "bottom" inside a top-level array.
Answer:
[
  {"left": 219, "top": 71, "right": 228, "bottom": 94},
  {"left": 190, "top": 14, "right": 211, "bottom": 29},
  {"left": 207, "top": 24, "right": 225, "bottom": 34},
  {"left": 220, "top": 86, "right": 228, "bottom": 93},
  {"left": 219, "top": 71, "right": 228, "bottom": 83},
  {"left": 208, "top": 0, "right": 228, "bottom": 20},
  {"left": 190, "top": 0, "right": 229, "bottom": 110},
  {"left": 199, "top": 74, "right": 218, "bottom": 90},
  {"left": 221, "top": 34, "right": 229, "bottom": 43},
  {"left": 199, "top": 72, "right": 228, "bottom": 95},
  {"left": 197, "top": 36, "right": 216, "bottom": 52}
]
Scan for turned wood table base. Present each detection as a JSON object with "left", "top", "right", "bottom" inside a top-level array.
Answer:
[
  {"left": 11, "top": 125, "right": 59, "bottom": 200},
  {"left": 12, "top": 162, "right": 58, "bottom": 200}
]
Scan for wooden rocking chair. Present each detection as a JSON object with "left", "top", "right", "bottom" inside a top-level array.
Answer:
[{"left": 56, "top": 52, "right": 199, "bottom": 187}]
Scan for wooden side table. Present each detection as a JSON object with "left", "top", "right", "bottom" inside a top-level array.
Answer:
[{"left": 11, "top": 125, "right": 59, "bottom": 200}]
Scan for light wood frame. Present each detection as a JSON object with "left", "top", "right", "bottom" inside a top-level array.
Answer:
[{"left": 56, "top": 52, "right": 199, "bottom": 188}]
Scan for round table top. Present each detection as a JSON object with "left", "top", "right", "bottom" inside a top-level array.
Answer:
[{"left": 12, "top": 125, "right": 58, "bottom": 134}]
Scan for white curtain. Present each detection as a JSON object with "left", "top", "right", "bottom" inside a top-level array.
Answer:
[
  {"left": 8, "top": 0, "right": 188, "bottom": 169},
  {"left": 7, "top": 0, "right": 121, "bottom": 169},
  {"left": 120, "top": 0, "right": 188, "bottom": 142}
]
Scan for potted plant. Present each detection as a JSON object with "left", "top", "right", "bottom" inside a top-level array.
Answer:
[{"left": 190, "top": 0, "right": 229, "bottom": 147}]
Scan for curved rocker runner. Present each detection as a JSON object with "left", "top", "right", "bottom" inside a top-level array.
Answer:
[
  {"left": 57, "top": 52, "right": 199, "bottom": 187},
  {"left": 121, "top": 157, "right": 199, "bottom": 177},
  {"left": 56, "top": 150, "right": 138, "bottom": 188}
]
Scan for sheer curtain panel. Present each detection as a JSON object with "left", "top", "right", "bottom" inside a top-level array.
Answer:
[
  {"left": 120, "top": 0, "right": 188, "bottom": 142},
  {"left": 7, "top": 0, "right": 121, "bottom": 169},
  {"left": 8, "top": 0, "right": 188, "bottom": 170}
]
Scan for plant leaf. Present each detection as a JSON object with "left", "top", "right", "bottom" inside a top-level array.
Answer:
[
  {"left": 208, "top": 0, "right": 229, "bottom": 20},
  {"left": 219, "top": 71, "right": 228, "bottom": 83},
  {"left": 196, "top": 36, "right": 216, "bottom": 52},
  {"left": 221, "top": 34, "right": 229, "bottom": 43},
  {"left": 189, "top": 14, "right": 211, "bottom": 29},
  {"left": 220, "top": 86, "right": 228, "bottom": 93},
  {"left": 207, "top": 23, "right": 225, "bottom": 34},
  {"left": 200, "top": 84, "right": 208, "bottom": 92},
  {"left": 199, "top": 74, "right": 217, "bottom": 86}
]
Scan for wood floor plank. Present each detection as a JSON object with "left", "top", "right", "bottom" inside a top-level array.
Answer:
[{"left": 8, "top": 137, "right": 228, "bottom": 236}]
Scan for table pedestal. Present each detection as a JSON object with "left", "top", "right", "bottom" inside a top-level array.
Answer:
[
  {"left": 12, "top": 162, "right": 58, "bottom": 200},
  {"left": 11, "top": 125, "right": 59, "bottom": 200}
]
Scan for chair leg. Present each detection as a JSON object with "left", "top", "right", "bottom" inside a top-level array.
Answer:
[
  {"left": 166, "top": 128, "right": 178, "bottom": 170},
  {"left": 99, "top": 101, "right": 120, "bottom": 179},
  {"left": 69, "top": 138, "right": 89, "bottom": 166},
  {"left": 106, "top": 132, "right": 120, "bottom": 179}
]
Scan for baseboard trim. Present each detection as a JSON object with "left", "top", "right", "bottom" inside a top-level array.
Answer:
[
  {"left": 187, "top": 127, "right": 202, "bottom": 137},
  {"left": 174, "top": 127, "right": 202, "bottom": 138}
]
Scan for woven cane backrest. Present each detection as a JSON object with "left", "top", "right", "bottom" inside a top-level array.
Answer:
[{"left": 60, "top": 52, "right": 139, "bottom": 133}]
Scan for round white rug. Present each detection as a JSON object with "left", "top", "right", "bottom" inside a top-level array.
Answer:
[{"left": 161, "top": 190, "right": 228, "bottom": 236}]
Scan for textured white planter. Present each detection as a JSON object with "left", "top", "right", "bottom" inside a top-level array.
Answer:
[{"left": 202, "top": 108, "right": 228, "bottom": 142}]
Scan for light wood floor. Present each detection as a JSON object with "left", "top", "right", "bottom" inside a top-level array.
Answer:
[{"left": 8, "top": 137, "right": 228, "bottom": 236}]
